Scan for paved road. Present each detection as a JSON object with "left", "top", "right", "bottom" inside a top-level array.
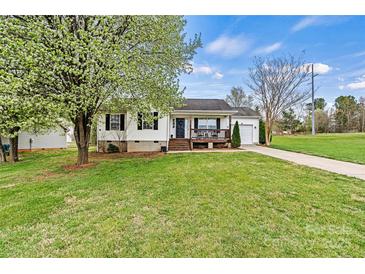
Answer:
[{"left": 244, "top": 145, "right": 365, "bottom": 181}]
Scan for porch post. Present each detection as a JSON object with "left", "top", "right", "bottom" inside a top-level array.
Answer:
[
  {"left": 189, "top": 117, "right": 192, "bottom": 150},
  {"left": 229, "top": 115, "right": 232, "bottom": 144}
]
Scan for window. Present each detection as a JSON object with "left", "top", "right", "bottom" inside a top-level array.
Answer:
[
  {"left": 143, "top": 119, "right": 153, "bottom": 129},
  {"left": 198, "top": 118, "right": 217, "bottom": 129},
  {"left": 138, "top": 112, "right": 158, "bottom": 130},
  {"left": 110, "top": 115, "right": 120, "bottom": 130}
]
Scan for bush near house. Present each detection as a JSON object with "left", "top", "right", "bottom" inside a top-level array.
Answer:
[
  {"left": 259, "top": 119, "right": 272, "bottom": 144},
  {"left": 231, "top": 121, "right": 241, "bottom": 148},
  {"left": 259, "top": 119, "right": 265, "bottom": 144},
  {"left": 107, "top": 143, "right": 119, "bottom": 153}
]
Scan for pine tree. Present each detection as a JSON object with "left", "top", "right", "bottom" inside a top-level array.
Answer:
[{"left": 231, "top": 121, "right": 241, "bottom": 148}]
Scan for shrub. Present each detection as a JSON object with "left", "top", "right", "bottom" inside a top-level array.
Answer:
[
  {"left": 107, "top": 143, "right": 119, "bottom": 153},
  {"left": 259, "top": 119, "right": 272, "bottom": 144},
  {"left": 259, "top": 119, "right": 266, "bottom": 144},
  {"left": 231, "top": 121, "right": 241, "bottom": 148}
]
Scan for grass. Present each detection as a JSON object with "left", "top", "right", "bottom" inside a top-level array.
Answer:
[
  {"left": 271, "top": 133, "right": 365, "bottom": 164},
  {"left": 0, "top": 148, "right": 364, "bottom": 257}
]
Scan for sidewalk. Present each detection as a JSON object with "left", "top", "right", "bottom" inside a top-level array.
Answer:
[{"left": 244, "top": 145, "right": 365, "bottom": 180}]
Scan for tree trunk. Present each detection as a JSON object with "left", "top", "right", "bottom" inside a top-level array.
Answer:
[
  {"left": 9, "top": 136, "right": 19, "bottom": 162},
  {"left": 77, "top": 146, "right": 89, "bottom": 165},
  {"left": 265, "top": 117, "right": 271, "bottom": 146},
  {"left": 0, "top": 136, "right": 6, "bottom": 163},
  {"left": 74, "top": 112, "right": 92, "bottom": 165}
]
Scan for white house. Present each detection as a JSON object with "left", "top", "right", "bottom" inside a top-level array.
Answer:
[
  {"left": 97, "top": 99, "right": 260, "bottom": 152},
  {"left": 1, "top": 127, "right": 68, "bottom": 151}
]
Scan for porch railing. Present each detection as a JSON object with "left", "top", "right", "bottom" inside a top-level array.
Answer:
[{"left": 191, "top": 129, "right": 230, "bottom": 140}]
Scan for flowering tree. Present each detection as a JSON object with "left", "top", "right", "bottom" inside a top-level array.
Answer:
[
  {"left": 0, "top": 95, "right": 60, "bottom": 162},
  {"left": 1, "top": 16, "right": 201, "bottom": 164},
  {"left": 0, "top": 19, "right": 61, "bottom": 162}
]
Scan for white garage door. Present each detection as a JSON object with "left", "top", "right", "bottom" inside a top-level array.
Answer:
[{"left": 239, "top": 125, "right": 253, "bottom": 145}]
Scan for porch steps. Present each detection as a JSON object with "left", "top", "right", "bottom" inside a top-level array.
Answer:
[{"left": 168, "top": 138, "right": 190, "bottom": 151}]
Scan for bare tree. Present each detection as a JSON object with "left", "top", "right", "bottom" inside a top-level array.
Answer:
[
  {"left": 225, "top": 86, "right": 254, "bottom": 108},
  {"left": 247, "top": 55, "right": 311, "bottom": 145}
]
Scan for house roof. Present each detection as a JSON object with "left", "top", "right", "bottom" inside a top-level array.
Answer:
[
  {"left": 174, "top": 99, "right": 234, "bottom": 111},
  {"left": 232, "top": 107, "right": 260, "bottom": 117}
]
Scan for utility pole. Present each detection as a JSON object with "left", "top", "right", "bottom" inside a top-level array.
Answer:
[{"left": 311, "top": 63, "right": 319, "bottom": 136}]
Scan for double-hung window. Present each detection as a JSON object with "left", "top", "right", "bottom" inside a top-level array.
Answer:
[
  {"left": 198, "top": 118, "right": 217, "bottom": 129},
  {"left": 106, "top": 114, "right": 125, "bottom": 131},
  {"left": 143, "top": 119, "right": 153, "bottom": 129},
  {"left": 110, "top": 115, "right": 120, "bottom": 130},
  {"left": 137, "top": 112, "right": 158, "bottom": 130}
]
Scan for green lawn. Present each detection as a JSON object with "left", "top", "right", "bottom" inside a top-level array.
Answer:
[
  {"left": 0, "top": 149, "right": 364, "bottom": 257},
  {"left": 271, "top": 133, "right": 365, "bottom": 164}
]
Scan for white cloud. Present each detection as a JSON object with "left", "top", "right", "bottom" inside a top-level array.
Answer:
[
  {"left": 193, "top": 65, "right": 214, "bottom": 75},
  {"left": 206, "top": 34, "right": 251, "bottom": 58},
  {"left": 341, "top": 75, "right": 365, "bottom": 90},
  {"left": 291, "top": 16, "right": 350, "bottom": 33},
  {"left": 339, "top": 85, "right": 345, "bottom": 90},
  {"left": 347, "top": 81, "right": 365, "bottom": 90},
  {"left": 291, "top": 16, "right": 320, "bottom": 32},
  {"left": 192, "top": 64, "right": 224, "bottom": 80},
  {"left": 253, "top": 42, "right": 282, "bottom": 55},
  {"left": 213, "top": 72, "right": 224, "bottom": 80},
  {"left": 314, "top": 63, "right": 332, "bottom": 74},
  {"left": 338, "top": 77, "right": 345, "bottom": 82},
  {"left": 303, "top": 63, "right": 332, "bottom": 75}
]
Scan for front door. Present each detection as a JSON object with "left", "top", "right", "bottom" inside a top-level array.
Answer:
[{"left": 176, "top": 118, "right": 185, "bottom": 138}]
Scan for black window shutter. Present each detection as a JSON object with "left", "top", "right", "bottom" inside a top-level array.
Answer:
[
  {"left": 216, "top": 118, "right": 220, "bottom": 129},
  {"left": 105, "top": 114, "right": 110, "bottom": 131},
  {"left": 137, "top": 113, "right": 142, "bottom": 130},
  {"left": 153, "top": 112, "right": 158, "bottom": 130},
  {"left": 120, "top": 114, "right": 125, "bottom": 131},
  {"left": 194, "top": 118, "right": 198, "bottom": 129}
]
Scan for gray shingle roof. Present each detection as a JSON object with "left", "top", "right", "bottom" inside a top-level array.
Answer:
[
  {"left": 175, "top": 99, "right": 234, "bottom": 111},
  {"left": 232, "top": 107, "right": 260, "bottom": 117}
]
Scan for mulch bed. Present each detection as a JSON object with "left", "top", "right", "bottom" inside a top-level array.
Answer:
[
  {"left": 89, "top": 151, "right": 165, "bottom": 160},
  {"left": 62, "top": 152, "right": 164, "bottom": 171}
]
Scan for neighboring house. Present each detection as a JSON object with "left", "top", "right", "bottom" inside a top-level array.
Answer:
[
  {"left": 1, "top": 128, "right": 68, "bottom": 151},
  {"left": 97, "top": 99, "right": 260, "bottom": 152},
  {"left": 66, "top": 126, "right": 74, "bottom": 143}
]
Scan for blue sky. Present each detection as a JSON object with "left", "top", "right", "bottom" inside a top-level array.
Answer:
[{"left": 180, "top": 16, "right": 365, "bottom": 107}]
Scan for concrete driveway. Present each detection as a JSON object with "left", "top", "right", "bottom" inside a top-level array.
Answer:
[{"left": 244, "top": 145, "right": 365, "bottom": 180}]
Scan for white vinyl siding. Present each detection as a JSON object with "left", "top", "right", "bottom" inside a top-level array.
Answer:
[{"left": 231, "top": 117, "right": 259, "bottom": 144}]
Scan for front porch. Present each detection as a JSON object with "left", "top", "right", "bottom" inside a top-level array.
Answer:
[{"left": 168, "top": 114, "right": 232, "bottom": 151}]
